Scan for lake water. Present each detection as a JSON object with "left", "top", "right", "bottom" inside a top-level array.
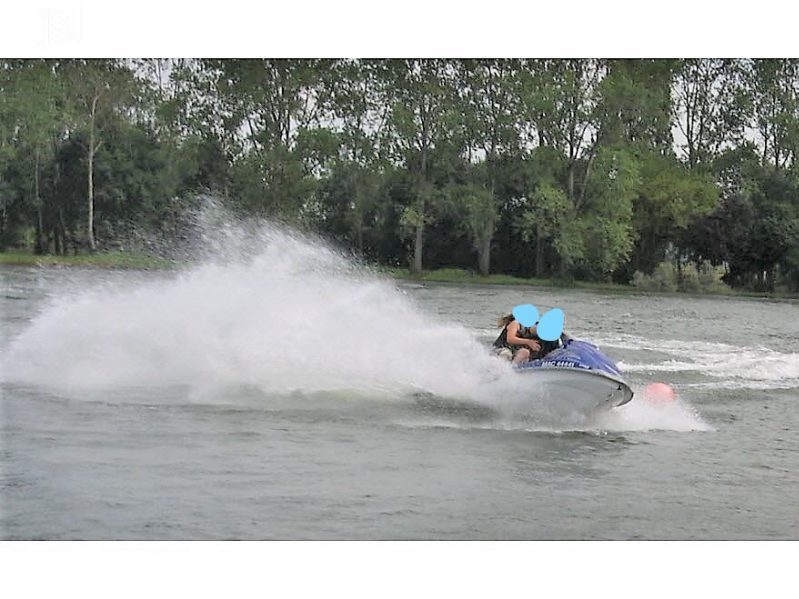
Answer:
[{"left": 2, "top": 228, "right": 799, "bottom": 539}]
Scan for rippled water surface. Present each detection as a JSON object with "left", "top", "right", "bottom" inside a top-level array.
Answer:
[{"left": 2, "top": 235, "right": 799, "bottom": 539}]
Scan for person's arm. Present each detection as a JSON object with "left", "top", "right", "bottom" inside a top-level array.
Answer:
[{"left": 506, "top": 321, "right": 541, "bottom": 351}]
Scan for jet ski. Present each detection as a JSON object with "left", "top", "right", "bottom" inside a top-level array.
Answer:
[{"left": 514, "top": 339, "right": 633, "bottom": 414}]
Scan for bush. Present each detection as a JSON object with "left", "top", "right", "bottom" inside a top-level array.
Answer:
[
  {"left": 696, "top": 261, "right": 729, "bottom": 293},
  {"left": 632, "top": 261, "right": 678, "bottom": 292},
  {"left": 680, "top": 263, "right": 701, "bottom": 293},
  {"left": 632, "top": 260, "right": 729, "bottom": 293}
]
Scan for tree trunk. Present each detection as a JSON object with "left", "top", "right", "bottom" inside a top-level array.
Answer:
[
  {"left": 477, "top": 233, "right": 491, "bottom": 276},
  {"left": 559, "top": 256, "right": 568, "bottom": 279},
  {"left": 35, "top": 208, "right": 44, "bottom": 254},
  {"left": 88, "top": 141, "right": 96, "bottom": 252},
  {"left": 354, "top": 182, "right": 365, "bottom": 255},
  {"left": 0, "top": 193, "right": 6, "bottom": 240},
  {"left": 356, "top": 223, "right": 364, "bottom": 255},
  {"left": 87, "top": 94, "right": 99, "bottom": 252},
  {"left": 57, "top": 207, "right": 67, "bottom": 255},
  {"left": 577, "top": 150, "right": 596, "bottom": 210},
  {"left": 34, "top": 150, "right": 45, "bottom": 255},
  {"left": 535, "top": 223, "right": 544, "bottom": 277},
  {"left": 53, "top": 153, "right": 63, "bottom": 255},
  {"left": 411, "top": 148, "right": 428, "bottom": 275},
  {"left": 567, "top": 162, "right": 575, "bottom": 201},
  {"left": 412, "top": 221, "right": 423, "bottom": 274}
]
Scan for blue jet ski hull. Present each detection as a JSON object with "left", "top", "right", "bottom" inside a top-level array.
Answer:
[{"left": 514, "top": 340, "right": 633, "bottom": 412}]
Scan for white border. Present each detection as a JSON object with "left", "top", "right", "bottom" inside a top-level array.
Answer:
[
  {"left": 1, "top": 541, "right": 797, "bottom": 599},
  {"left": 2, "top": 1, "right": 798, "bottom": 58}
]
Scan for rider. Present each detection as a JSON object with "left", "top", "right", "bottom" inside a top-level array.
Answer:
[{"left": 493, "top": 313, "right": 570, "bottom": 364}]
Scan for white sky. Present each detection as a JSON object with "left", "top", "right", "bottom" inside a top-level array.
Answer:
[{"left": 3, "top": 1, "right": 799, "bottom": 58}]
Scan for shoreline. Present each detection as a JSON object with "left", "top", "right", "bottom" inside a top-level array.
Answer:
[
  {"left": 0, "top": 251, "right": 174, "bottom": 270},
  {"left": 2, "top": 251, "right": 796, "bottom": 300},
  {"left": 383, "top": 267, "right": 799, "bottom": 301}
]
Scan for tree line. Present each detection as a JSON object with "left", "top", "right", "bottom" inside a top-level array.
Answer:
[{"left": 1, "top": 59, "right": 798, "bottom": 291}]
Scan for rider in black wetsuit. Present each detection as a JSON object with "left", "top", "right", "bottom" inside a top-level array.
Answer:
[{"left": 494, "top": 314, "right": 570, "bottom": 362}]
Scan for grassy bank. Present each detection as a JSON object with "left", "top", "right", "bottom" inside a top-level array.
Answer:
[
  {"left": 3, "top": 253, "right": 795, "bottom": 300},
  {"left": 0, "top": 251, "right": 173, "bottom": 270},
  {"left": 386, "top": 267, "right": 799, "bottom": 300},
  {"left": 385, "top": 267, "right": 639, "bottom": 294}
]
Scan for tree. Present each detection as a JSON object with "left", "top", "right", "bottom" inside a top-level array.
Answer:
[
  {"left": 320, "top": 59, "right": 386, "bottom": 165},
  {"left": 382, "top": 59, "right": 457, "bottom": 273},
  {"left": 685, "top": 145, "right": 798, "bottom": 291},
  {"left": 749, "top": 59, "right": 799, "bottom": 170},
  {"left": 740, "top": 170, "right": 799, "bottom": 290},
  {"left": 632, "top": 151, "right": 718, "bottom": 276},
  {"left": 515, "top": 181, "right": 579, "bottom": 276},
  {"left": 11, "top": 61, "right": 67, "bottom": 253},
  {"left": 202, "top": 59, "right": 332, "bottom": 217},
  {"left": 595, "top": 59, "right": 676, "bottom": 153},
  {"left": 579, "top": 146, "right": 640, "bottom": 278},
  {"left": 515, "top": 61, "right": 642, "bottom": 279},
  {"left": 315, "top": 60, "right": 389, "bottom": 253},
  {"left": 63, "top": 59, "right": 138, "bottom": 250},
  {"left": 519, "top": 59, "right": 603, "bottom": 202},
  {"left": 673, "top": 59, "right": 751, "bottom": 170},
  {"left": 4, "top": 58, "right": 794, "bottom": 293},
  {"left": 454, "top": 59, "right": 521, "bottom": 274}
]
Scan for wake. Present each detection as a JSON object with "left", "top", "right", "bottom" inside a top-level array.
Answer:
[{"left": 1, "top": 208, "right": 709, "bottom": 433}]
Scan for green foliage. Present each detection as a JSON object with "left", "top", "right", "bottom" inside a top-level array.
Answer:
[
  {"left": 1, "top": 58, "right": 798, "bottom": 294},
  {"left": 519, "top": 144, "right": 706, "bottom": 281},
  {"left": 0, "top": 250, "right": 171, "bottom": 268},
  {"left": 696, "top": 262, "right": 730, "bottom": 292},
  {"left": 314, "top": 159, "right": 383, "bottom": 253},
  {"left": 632, "top": 151, "right": 719, "bottom": 274},
  {"left": 778, "top": 244, "right": 799, "bottom": 291},
  {"left": 554, "top": 218, "right": 588, "bottom": 273},
  {"left": 455, "top": 60, "right": 521, "bottom": 161},
  {"left": 447, "top": 182, "right": 497, "bottom": 249},
  {"left": 637, "top": 154, "right": 718, "bottom": 229},
  {"left": 398, "top": 203, "right": 424, "bottom": 232},
  {"left": 518, "top": 60, "right": 600, "bottom": 160},
  {"left": 633, "top": 260, "right": 729, "bottom": 293},
  {"left": 632, "top": 261, "right": 678, "bottom": 292},
  {"left": 517, "top": 183, "right": 572, "bottom": 242},
  {"left": 683, "top": 160, "right": 799, "bottom": 291},
  {"left": 749, "top": 59, "right": 799, "bottom": 170},
  {"left": 596, "top": 59, "right": 675, "bottom": 151},
  {"left": 576, "top": 147, "right": 639, "bottom": 277},
  {"left": 674, "top": 59, "right": 752, "bottom": 169},
  {"left": 229, "top": 148, "right": 314, "bottom": 218},
  {"left": 398, "top": 179, "right": 440, "bottom": 235}
]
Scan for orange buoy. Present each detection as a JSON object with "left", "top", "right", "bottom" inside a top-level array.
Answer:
[{"left": 643, "top": 382, "right": 676, "bottom": 405}]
